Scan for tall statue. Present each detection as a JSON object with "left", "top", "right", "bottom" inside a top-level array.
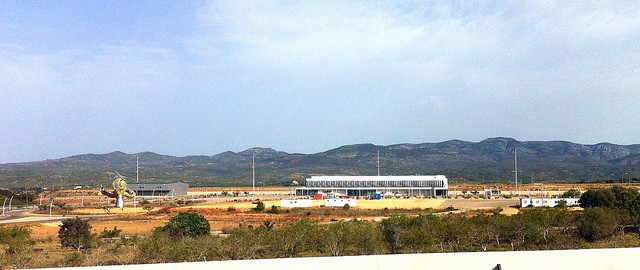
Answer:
[{"left": 101, "top": 172, "right": 135, "bottom": 210}]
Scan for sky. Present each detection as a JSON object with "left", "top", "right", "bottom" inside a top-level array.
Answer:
[{"left": 1, "top": 1, "right": 639, "bottom": 163}]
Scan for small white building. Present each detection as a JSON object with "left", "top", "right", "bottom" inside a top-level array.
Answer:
[
  {"left": 520, "top": 197, "right": 580, "bottom": 207},
  {"left": 280, "top": 199, "right": 313, "bottom": 208},
  {"left": 324, "top": 198, "right": 357, "bottom": 207}
]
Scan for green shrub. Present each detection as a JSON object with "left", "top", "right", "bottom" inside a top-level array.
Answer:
[
  {"left": 58, "top": 218, "right": 95, "bottom": 251},
  {"left": 61, "top": 251, "right": 85, "bottom": 267},
  {"left": 577, "top": 207, "right": 620, "bottom": 242},
  {"left": 254, "top": 201, "right": 265, "bottom": 212},
  {"left": 99, "top": 226, "right": 122, "bottom": 239},
  {"left": 0, "top": 225, "right": 35, "bottom": 254},
  {"left": 160, "top": 212, "right": 211, "bottom": 239}
]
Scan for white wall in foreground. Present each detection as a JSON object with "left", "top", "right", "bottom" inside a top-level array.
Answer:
[{"left": 31, "top": 248, "right": 640, "bottom": 270}]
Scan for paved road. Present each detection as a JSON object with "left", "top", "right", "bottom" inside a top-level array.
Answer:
[{"left": 0, "top": 208, "right": 77, "bottom": 224}]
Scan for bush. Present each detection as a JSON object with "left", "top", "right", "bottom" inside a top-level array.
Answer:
[
  {"left": 58, "top": 218, "right": 95, "bottom": 251},
  {"left": 61, "top": 251, "right": 85, "bottom": 267},
  {"left": 267, "top": 205, "right": 280, "bottom": 214},
  {"left": 138, "top": 233, "right": 222, "bottom": 263},
  {"left": 143, "top": 204, "right": 154, "bottom": 213},
  {"left": 0, "top": 225, "right": 35, "bottom": 254},
  {"left": 254, "top": 201, "right": 265, "bottom": 212},
  {"left": 160, "top": 212, "right": 211, "bottom": 239},
  {"left": 156, "top": 207, "right": 171, "bottom": 214},
  {"left": 577, "top": 207, "right": 620, "bottom": 242},
  {"left": 561, "top": 189, "right": 581, "bottom": 198},
  {"left": 99, "top": 226, "right": 122, "bottom": 239}
]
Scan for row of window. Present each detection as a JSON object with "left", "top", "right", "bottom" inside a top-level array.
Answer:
[{"left": 307, "top": 180, "right": 445, "bottom": 188}]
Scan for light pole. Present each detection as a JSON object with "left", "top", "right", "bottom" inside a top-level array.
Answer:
[
  {"left": 49, "top": 198, "right": 54, "bottom": 219},
  {"left": 625, "top": 173, "right": 629, "bottom": 184},
  {"left": 8, "top": 196, "right": 13, "bottom": 212},
  {"left": 514, "top": 147, "right": 518, "bottom": 196},
  {"left": 2, "top": 198, "right": 7, "bottom": 216}
]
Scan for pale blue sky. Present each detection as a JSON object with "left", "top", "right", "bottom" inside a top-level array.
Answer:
[{"left": 1, "top": 1, "right": 639, "bottom": 163}]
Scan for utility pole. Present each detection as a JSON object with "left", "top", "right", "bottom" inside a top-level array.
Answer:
[
  {"left": 252, "top": 152, "right": 256, "bottom": 193},
  {"left": 514, "top": 147, "right": 518, "bottom": 196},
  {"left": 377, "top": 150, "right": 380, "bottom": 176}
]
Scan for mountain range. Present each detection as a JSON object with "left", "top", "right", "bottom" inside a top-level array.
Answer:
[{"left": 1, "top": 137, "right": 639, "bottom": 189}]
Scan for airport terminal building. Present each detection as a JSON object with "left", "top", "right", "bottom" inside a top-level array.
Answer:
[
  {"left": 295, "top": 175, "right": 448, "bottom": 197},
  {"left": 129, "top": 182, "right": 189, "bottom": 197}
]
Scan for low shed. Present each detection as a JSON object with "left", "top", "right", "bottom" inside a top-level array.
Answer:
[
  {"left": 324, "top": 198, "right": 357, "bottom": 207},
  {"left": 520, "top": 197, "right": 579, "bottom": 207},
  {"left": 130, "top": 182, "right": 189, "bottom": 197}
]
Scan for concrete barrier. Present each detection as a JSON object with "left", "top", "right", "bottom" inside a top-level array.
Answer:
[{"left": 31, "top": 248, "right": 640, "bottom": 270}]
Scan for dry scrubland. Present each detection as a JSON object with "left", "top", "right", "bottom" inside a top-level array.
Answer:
[
  {"left": 2, "top": 183, "right": 619, "bottom": 237},
  {"left": 1, "top": 183, "right": 639, "bottom": 268}
]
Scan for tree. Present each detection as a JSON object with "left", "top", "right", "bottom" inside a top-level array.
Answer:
[
  {"left": 380, "top": 215, "right": 437, "bottom": 253},
  {"left": 561, "top": 189, "right": 581, "bottom": 198},
  {"left": 579, "top": 189, "right": 614, "bottom": 208},
  {"left": 254, "top": 201, "right": 265, "bottom": 212},
  {"left": 577, "top": 207, "right": 619, "bottom": 242},
  {"left": 139, "top": 231, "right": 222, "bottom": 263},
  {"left": 610, "top": 186, "right": 640, "bottom": 223},
  {"left": 320, "top": 220, "right": 385, "bottom": 256},
  {"left": 267, "top": 219, "right": 320, "bottom": 258},
  {"left": 58, "top": 218, "right": 94, "bottom": 251},
  {"left": 160, "top": 212, "right": 211, "bottom": 239}
]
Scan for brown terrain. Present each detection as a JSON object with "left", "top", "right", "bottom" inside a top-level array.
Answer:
[{"left": 3, "top": 183, "right": 636, "bottom": 242}]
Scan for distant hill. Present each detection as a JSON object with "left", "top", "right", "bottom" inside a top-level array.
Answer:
[{"left": 1, "top": 138, "right": 639, "bottom": 188}]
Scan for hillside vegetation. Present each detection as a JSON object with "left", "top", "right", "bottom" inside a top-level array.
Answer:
[{"left": 1, "top": 138, "right": 639, "bottom": 188}]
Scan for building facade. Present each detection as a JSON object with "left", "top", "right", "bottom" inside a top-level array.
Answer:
[
  {"left": 296, "top": 175, "right": 448, "bottom": 197},
  {"left": 129, "top": 182, "right": 189, "bottom": 197}
]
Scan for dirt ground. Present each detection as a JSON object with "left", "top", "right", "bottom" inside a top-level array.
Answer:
[
  {"left": 11, "top": 196, "right": 521, "bottom": 239},
  {"left": 8, "top": 182, "right": 623, "bottom": 240}
]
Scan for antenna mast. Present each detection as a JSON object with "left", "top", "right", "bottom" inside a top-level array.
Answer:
[
  {"left": 136, "top": 155, "right": 139, "bottom": 183},
  {"left": 252, "top": 152, "right": 256, "bottom": 193}
]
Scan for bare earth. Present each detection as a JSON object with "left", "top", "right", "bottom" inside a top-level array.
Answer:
[{"left": 6, "top": 182, "right": 616, "bottom": 238}]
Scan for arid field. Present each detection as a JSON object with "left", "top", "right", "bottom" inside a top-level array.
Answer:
[{"left": 3, "top": 182, "right": 605, "bottom": 238}]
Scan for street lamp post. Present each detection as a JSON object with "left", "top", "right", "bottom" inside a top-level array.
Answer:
[
  {"left": 8, "top": 196, "right": 13, "bottom": 212},
  {"left": 2, "top": 198, "right": 7, "bottom": 216}
]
